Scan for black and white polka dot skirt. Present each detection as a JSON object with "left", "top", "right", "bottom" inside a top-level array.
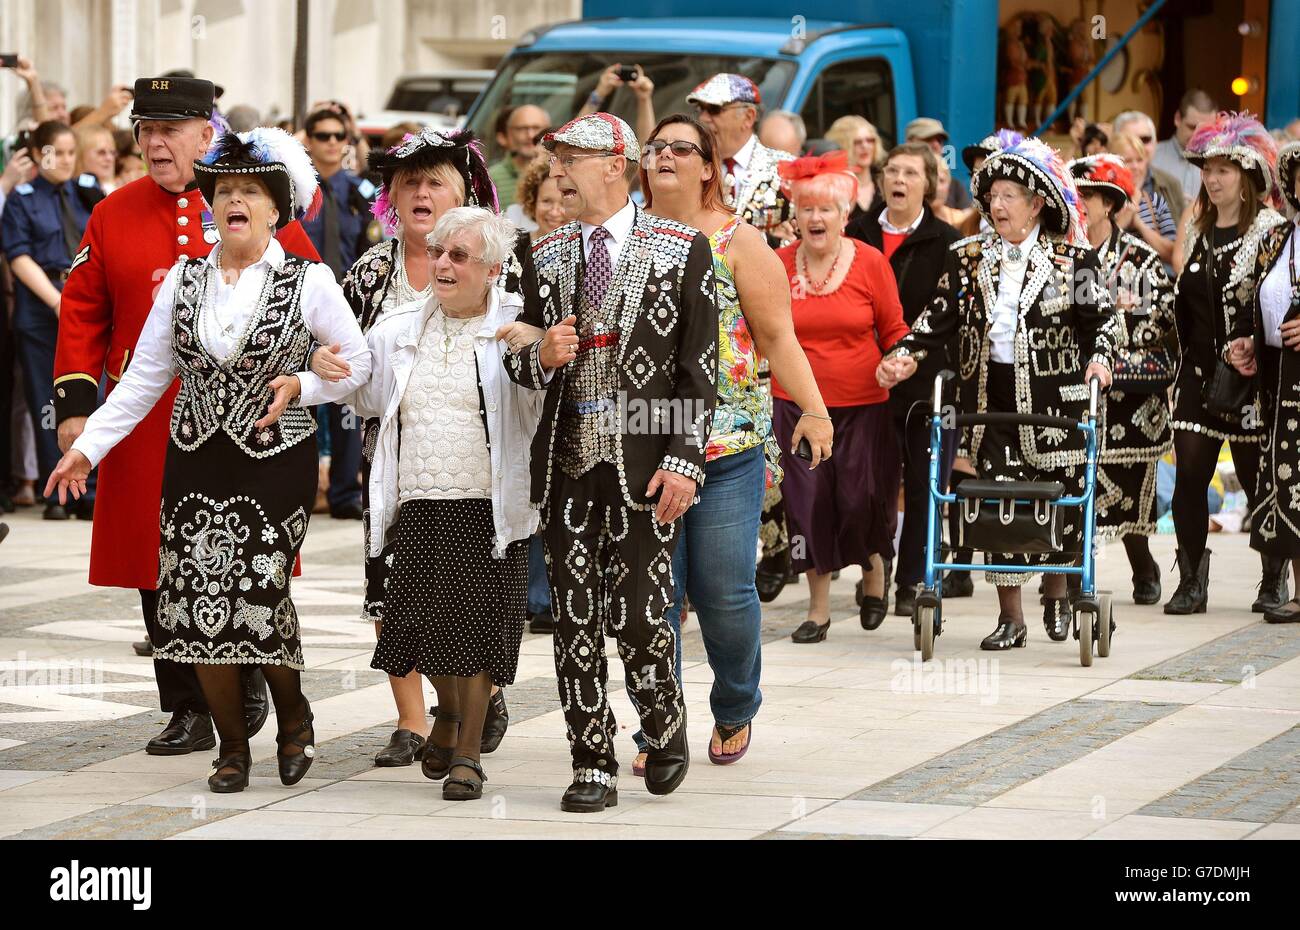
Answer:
[{"left": 371, "top": 498, "right": 528, "bottom": 686}]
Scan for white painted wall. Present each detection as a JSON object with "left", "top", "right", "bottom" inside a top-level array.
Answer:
[{"left": 1, "top": 0, "right": 581, "bottom": 132}]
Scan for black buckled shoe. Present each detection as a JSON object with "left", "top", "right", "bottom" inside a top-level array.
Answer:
[
  {"left": 859, "top": 595, "right": 887, "bottom": 631},
  {"left": 942, "top": 572, "right": 974, "bottom": 598},
  {"left": 755, "top": 550, "right": 791, "bottom": 603},
  {"left": 207, "top": 750, "right": 251, "bottom": 793},
  {"left": 443, "top": 756, "right": 486, "bottom": 801},
  {"left": 421, "top": 710, "right": 461, "bottom": 780},
  {"left": 645, "top": 735, "right": 689, "bottom": 796},
  {"left": 980, "top": 619, "right": 1028, "bottom": 650},
  {"left": 894, "top": 584, "right": 917, "bottom": 617},
  {"left": 528, "top": 610, "right": 555, "bottom": 634},
  {"left": 790, "top": 619, "right": 830, "bottom": 643},
  {"left": 242, "top": 667, "right": 270, "bottom": 739},
  {"left": 145, "top": 709, "right": 215, "bottom": 756},
  {"left": 1253, "top": 556, "right": 1290, "bottom": 614},
  {"left": 1043, "top": 597, "right": 1071, "bottom": 642},
  {"left": 374, "top": 729, "right": 427, "bottom": 767},
  {"left": 1132, "top": 563, "right": 1161, "bottom": 605},
  {"left": 560, "top": 777, "right": 618, "bottom": 812},
  {"left": 275, "top": 700, "right": 316, "bottom": 786},
  {"left": 480, "top": 689, "right": 509, "bottom": 754}
]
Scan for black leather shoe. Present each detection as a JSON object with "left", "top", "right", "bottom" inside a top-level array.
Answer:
[
  {"left": 374, "top": 728, "right": 426, "bottom": 767},
  {"left": 645, "top": 738, "right": 689, "bottom": 796},
  {"left": 980, "top": 620, "right": 1027, "bottom": 650},
  {"left": 480, "top": 689, "right": 508, "bottom": 754},
  {"left": 790, "top": 619, "right": 829, "bottom": 643},
  {"left": 528, "top": 610, "right": 555, "bottom": 634},
  {"left": 1043, "top": 597, "right": 1071, "bottom": 642},
  {"left": 1164, "top": 548, "right": 1210, "bottom": 615},
  {"left": 1253, "top": 556, "right": 1290, "bottom": 613},
  {"left": 242, "top": 667, "right": 270, "bottom": 739},
  {"left": 132, "top": 636, "right": 153, "bottom": 657},
  {"left": 1132, "top": 563, "right": 1161, "bottom": 605},
  {"left": 43, "top": 503, "right": 69, "bottom": 521},
  {"left": 275, "top": 700, "right": 316, "bottom": 786},
  {"left": 422, "top": 710, "right": 461, "bottom": 780},
  {"left": 755, "top": 550, "right": 791, "bottom": 603},
  {"left": 560, "top": 778, "right": 618, "bottom": 812},
  {"left": 145, "top": 710, "right": 215, "bottom": 755},
  {"left": 208, "top": 751, "right": 251, "bottom": 793},
  {"left": 894, "top": 585, "right": 917, "bottom": 617},
  {"left": 330, "top": 500, "right": 363, "bottom": 520},
  {"left": 942, "top": 572, "right": 974, "bottom": 598},
  {"left": 859, "top": 595, "right": 887, "bottom": 630}
]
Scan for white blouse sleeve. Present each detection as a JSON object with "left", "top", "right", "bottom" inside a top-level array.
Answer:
[
  {"left": 70, "top": 265, "right": 181, "bottom": 468},
  {"left": 296, "top": 263, "right": 373, "bottom": 407}
]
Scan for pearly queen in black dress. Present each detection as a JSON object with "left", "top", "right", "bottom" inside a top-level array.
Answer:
[{"left": 70, "top": 239, "right": 372, "bottom": 668}]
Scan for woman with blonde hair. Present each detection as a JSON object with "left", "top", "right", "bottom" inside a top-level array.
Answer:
[{"left": 825, "top": 115, "right": 885, "bottom": 218}]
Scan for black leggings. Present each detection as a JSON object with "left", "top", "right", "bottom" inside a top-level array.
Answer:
[{"left": 1171, "top": 430, "right": 1260, "bottom": 564}]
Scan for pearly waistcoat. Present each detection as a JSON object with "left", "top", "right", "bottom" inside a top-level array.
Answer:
[{"left": 169, "top": 256, "right": 316, "bottom": 458}]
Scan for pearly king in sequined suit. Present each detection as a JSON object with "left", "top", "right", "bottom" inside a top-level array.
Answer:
[{"left": 506, "top": 205, "right": 719, "bottom": 787}]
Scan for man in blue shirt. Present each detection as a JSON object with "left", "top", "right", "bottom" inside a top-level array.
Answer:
[{"left": 301, "top": 107, "right": 376, "bottom": 520}]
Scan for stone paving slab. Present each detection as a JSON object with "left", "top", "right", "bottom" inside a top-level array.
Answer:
[
  {"left": 5, "top": 804, "right": 242, "bottom": 840},
  {"left": 1136, "top": 725, "right": 1300, "bottom": 823},
  {"left": 1131, "top": 623, "right": 1300, "bottom": 683},
  {"left": 849, "top": 699, "right": 1181, "bottom": 807}
]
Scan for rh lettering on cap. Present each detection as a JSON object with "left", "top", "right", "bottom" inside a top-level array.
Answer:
[{"left": 151, "top": 80, "right": 171, "bottom": 91}]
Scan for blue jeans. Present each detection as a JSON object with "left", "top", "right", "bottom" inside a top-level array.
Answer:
[
  {"left": 633, "top": 444, "right": 765, "bottom": 751},
  {"left": 527, "top": 535, "right": 551, "bottom": 615}
]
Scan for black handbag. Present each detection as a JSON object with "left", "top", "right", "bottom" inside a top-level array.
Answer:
[
  {"left": 1202, "top": 357, "right": 1253, "bottom": 421},
  {"left": 953, "top": 481, "right": 1066, "bottom": 555}
]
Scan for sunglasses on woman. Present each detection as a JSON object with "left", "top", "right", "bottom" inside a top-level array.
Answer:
[
  {"left": 644, "top": 139, "right": 706, "bottom": 159},
  {"left": 311, "top": 131, "right": 348, "bottom": 143},
  {"left": 427, "top": 244, "right": 487, "bottom": 266}
]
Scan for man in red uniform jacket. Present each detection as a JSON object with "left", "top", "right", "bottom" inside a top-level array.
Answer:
[{"left": 53, "top": 77, "right": 322, "bottom": 755}]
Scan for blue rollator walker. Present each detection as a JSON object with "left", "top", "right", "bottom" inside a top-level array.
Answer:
[{"left": 913, "top": 372, "right": 1113, "bottom": 666}]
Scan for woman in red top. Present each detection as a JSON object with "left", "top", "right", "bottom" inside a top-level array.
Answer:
[{"left": 772, "top": 152, "right": 910, "bottom": 642}]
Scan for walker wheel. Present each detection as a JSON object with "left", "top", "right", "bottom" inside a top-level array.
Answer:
[
  {"left": 914, "top": 604, "right": 936, "bottom": 662},
  {"left": 1097, "top": 593, "right": 1113, "bottom": 658},
  {"left": 1077, "top": 605, "right": 1094, "bottom": 667}
]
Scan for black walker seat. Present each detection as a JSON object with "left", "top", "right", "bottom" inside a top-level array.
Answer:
[{"left": 952, "top": 479, "right": 1065, "bottom": 501}]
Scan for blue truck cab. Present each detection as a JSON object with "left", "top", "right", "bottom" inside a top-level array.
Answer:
[{"left": 464, "top": 1, "right": 999, "bottom": 180}]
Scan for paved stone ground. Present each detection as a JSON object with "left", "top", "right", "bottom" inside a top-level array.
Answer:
[{"left": 1, "top": 506, "right": 1298, "bottom": 840}]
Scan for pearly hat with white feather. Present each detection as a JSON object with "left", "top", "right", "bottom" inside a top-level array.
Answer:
[{"left": 194, "top": 127, "right": 322, "bottom": 229}]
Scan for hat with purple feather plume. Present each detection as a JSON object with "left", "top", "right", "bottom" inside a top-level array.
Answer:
[
  {"left": 367, "top": 128, "right": 498, "bottom": 235},
  {"left": 972, "top": 135, "right": 1088, "bottom": 244},
  {"left": 194, "top": 127, "right": 321, "bottom": 229},
  {"left": 1184, "top": 111, "right": 1279, "bottom": 203}
]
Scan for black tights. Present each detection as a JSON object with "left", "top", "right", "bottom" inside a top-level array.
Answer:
[
  {"left": 1171, "top": 431, "right": 1260, "bottom": 564},
  {"left": 428, "top": 671, "right": 494, "bottom": 783},
  {"left": 194, "top": 664, "right": 310, "bottom": 773},
  {"left": 1123, "top": 534, "right": 1157, "bottom": 578}
]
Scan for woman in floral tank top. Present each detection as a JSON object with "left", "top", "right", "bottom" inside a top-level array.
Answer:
[{"left": 632, "top": 114, "right": 831, "bottom": 770}]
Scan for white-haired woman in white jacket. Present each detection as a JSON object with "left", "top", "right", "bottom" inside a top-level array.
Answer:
[{"left": 349, "top": 206, "right": 543, "bottom": 801}]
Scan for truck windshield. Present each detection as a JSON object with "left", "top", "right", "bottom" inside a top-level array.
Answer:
[{"left": 467, "top": 52, "right": 796, "bottom": 160}]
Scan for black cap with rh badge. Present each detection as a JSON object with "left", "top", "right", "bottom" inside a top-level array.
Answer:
[{"left": 130, "top": 76, "right": 216, "bottom": 123}]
